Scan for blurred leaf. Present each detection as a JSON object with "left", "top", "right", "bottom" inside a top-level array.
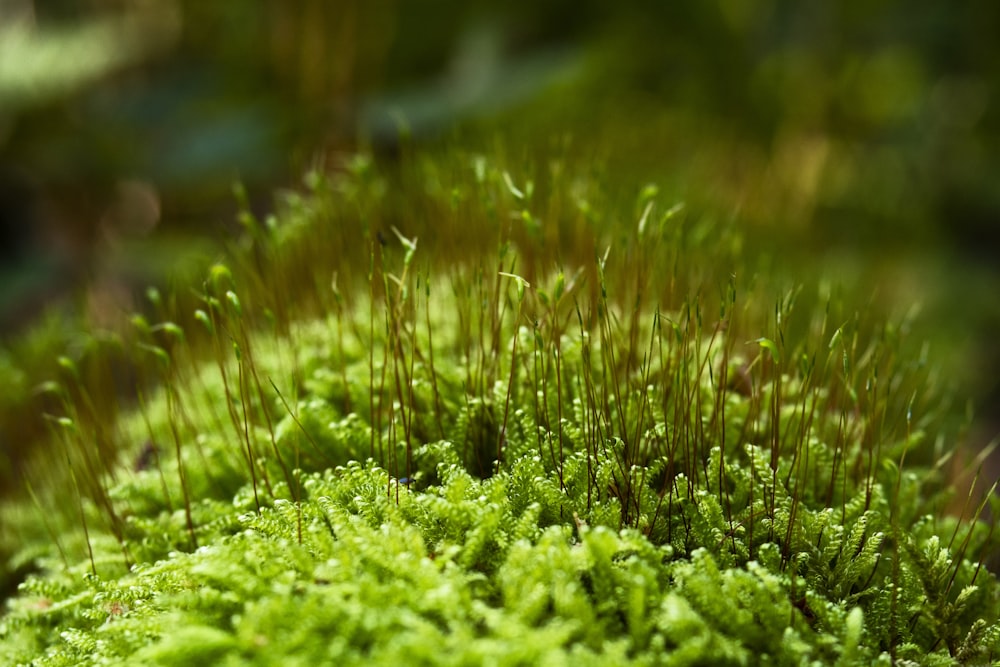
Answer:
[{"left": 0, "top": 6, "right": 179, "bottom": 112}]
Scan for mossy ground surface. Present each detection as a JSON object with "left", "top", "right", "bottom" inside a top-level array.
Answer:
[{"left": 1, "top": 149, "right": 998, "bottom": 665}]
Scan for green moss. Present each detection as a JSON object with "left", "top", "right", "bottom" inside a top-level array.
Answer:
[{"left": 0, "top": 147, "right": 997, "bottom": 665}]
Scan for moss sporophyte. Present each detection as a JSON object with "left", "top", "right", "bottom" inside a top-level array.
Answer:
[{"left": 0, "top": 151, "right": 998, "bottom": 665}]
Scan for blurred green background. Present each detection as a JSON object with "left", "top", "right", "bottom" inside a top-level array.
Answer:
[{"left": 1, "top": 0, "right": 999, "bottom": 492}]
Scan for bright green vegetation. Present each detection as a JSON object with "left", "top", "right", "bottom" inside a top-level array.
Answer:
[{"left": 1, "top": 147, "right": 998, "bottom": 665}]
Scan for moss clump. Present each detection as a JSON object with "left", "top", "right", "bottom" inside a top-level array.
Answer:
[{"left": 1, "top": 147, "right": 998, "bottom": 665}]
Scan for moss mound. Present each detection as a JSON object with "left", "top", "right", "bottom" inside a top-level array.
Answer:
[{"left": 1, "top": 149, "right": 998, "bottom": 665}]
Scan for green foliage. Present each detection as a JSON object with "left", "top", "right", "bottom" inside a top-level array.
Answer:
[{"left": 1, "top": 149, "right": 998, "bottom": 665}]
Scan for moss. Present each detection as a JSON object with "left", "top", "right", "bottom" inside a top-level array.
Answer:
[{"left": 0, "top": 147, "right": 998, "bottom": 665}]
